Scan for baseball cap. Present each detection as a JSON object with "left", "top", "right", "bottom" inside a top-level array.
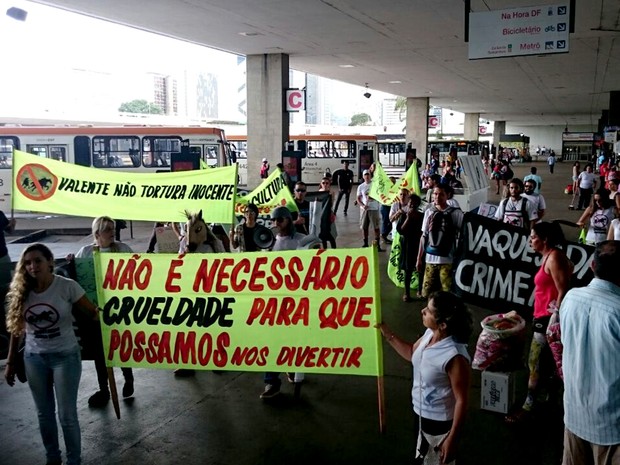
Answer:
[
  {"left": 362, "top": 169, "right": 370, "bottom": 175},
  {"left": 271, "top": 206, "right": 292, "bottom": 220}
]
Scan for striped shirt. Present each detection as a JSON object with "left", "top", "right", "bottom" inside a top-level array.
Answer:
[{"left": 560, "top": 278, "right": 620, "bottom": 445}]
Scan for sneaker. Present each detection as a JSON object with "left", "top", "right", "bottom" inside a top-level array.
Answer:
[
  {"left": 122, "top": 379, "right": 134, "bottom": 398},
  {"left": 362, "top": 241, "right": 369, "bottom": 248},
  {"left": 260, "top": 384, "right": 281, "bottom": 399},
  {"left": 88, "top": 390, "right": 110, "bottom": 408},
  {"left": 286, "top": 373, "right": 296, "bottom": 384}
]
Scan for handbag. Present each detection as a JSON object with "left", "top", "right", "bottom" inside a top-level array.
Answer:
[
  {"left": 546, "top": 311, "right": 563, "bottom": 380},
  {"left": 13, "top": 337, "right": 27, "bottom": 383}
]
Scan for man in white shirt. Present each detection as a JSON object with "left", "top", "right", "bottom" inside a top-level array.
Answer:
[
  {"left": 356, "top": 169, "right": 383, "bottom": 251},
  {"left": 522, "top": 179, "right": 547, "bottom": 220}
]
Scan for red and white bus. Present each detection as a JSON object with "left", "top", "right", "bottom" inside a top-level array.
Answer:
[{"left": 0, "top": 126, "right": 231, "bottom": 205}]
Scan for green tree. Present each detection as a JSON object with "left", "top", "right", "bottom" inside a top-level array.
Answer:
[
  {"left": 118, "top": 99, "right": 163, "bottom": 114},
  {"left": 349, "top": 113, "right": 372, "bottom": 126},
  {"left": 394, "top": 96, "right": 407, "bottom": 121}
]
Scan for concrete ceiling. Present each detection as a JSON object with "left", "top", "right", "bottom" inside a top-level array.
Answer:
[{"left": 30, "top": 0, "right": 620, "bottom": 127}]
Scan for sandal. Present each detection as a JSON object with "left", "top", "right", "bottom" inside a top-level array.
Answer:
[{"left": 504, "top": 408, "right": 531, "bottom": 425}]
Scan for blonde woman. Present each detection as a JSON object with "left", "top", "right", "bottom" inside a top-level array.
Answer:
[
  {"left": 71, "top": 216, "right": 134, "bottom": 407},
  {"left": 4, "top": 243, "right": 99, "bottom": 465}
]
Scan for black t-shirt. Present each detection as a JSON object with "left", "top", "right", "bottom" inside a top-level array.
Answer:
[
  {"left": 332, "top": 168, "right": 354, "bottom": 191},
  {"left": 292, "top": 199, "right": 310, "bottom": 234},
  {"left": 242, "top": 224, "right": 259, "bottom": 252}
]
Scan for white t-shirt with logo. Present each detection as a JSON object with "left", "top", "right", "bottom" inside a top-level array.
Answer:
[{"left": 24, "top": 275, "right": 85, "bottom": 354}]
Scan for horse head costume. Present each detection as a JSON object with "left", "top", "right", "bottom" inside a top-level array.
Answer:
[{"left": 183, "top": 210, "right": 226, "bottom": 253}]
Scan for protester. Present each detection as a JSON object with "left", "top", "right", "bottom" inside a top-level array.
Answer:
[
  {"left": 292, "top": 181, "right": 310, "bottom": 235},
  {"left": 4, "top": 243, "right": 99, "bottom": 465},
  {"left": 332, "top": 160, "right": 354, "bottom": 216},
  {"left": 522, "top": 179, "right": 547, "bottom": 220},
  {"left": 69, "top": 216, "right": 135, "bottom": 407},
  {"left": 229, "top": 202, "right": 260, "bottom": 252},
  {"left": 377, "top": 291, "right": 472, "bottom": 464},
  {"left": 523, "top": 166, "right": 543, "bottom": 193},
  {"left": 576, "top": 189, "right": 614, "bottom": 245},
  {"left": 424, "top": 174, "right": 441, "bottom": 209},
  {"left": 357, "top": 169, "right": 383, "bottom": 251},
  {"left": 381, "top": 176, "right": 397, "bottom": 244},
  {"left": 261, "top": 206, "right": 306, "bottom": 399},
  {"left": 396, "top": 193, "right": 423, "bottom": 302},
  {"left": 494, "top": 178, "right": 538, "bottom": 229},
  {"left": 316, "top": 177, "right": 337, "bottom": 248},
  {"left": 417, "top": 184, "right": 464, "bottom": 298},
  {"left": 389, "top": 188, "right": 410, "bottom": 238},
  {"left": 608, "top": 178, "right": 620, "bottom": 213},
  {"left": 505, "top": 222, "right": 572, "bottom": 424},
  {"left": 560, "top": 241, "right": 620, "bottom": 464},
  {"left": 260, "top": 158, "right": 270, "bottom": 179},
  {"left": 0, "top": 210, "right": 15, "bottom": 264},
  {"left": 576, "top": 163, "right": 597, "bottom": 210}
]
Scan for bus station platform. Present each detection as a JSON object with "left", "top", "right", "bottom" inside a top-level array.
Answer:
[{"left": 0, "top": 160, "right": 580, "bottom": 464}]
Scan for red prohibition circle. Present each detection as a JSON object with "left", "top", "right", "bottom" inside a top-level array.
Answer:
[{"left": 16, "top": 164, "right": 58, "bottom": 201}]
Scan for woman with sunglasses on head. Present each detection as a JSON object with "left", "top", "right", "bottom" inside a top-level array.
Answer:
[
  {"left": 377, "top": 291, "right": 473, "bottom": 464},
  {"left": 5, "top": 243, "right": 99, "bottom": 465},
  {"left": 69, "top": 216, "right": 135, "bottom": 408},
  {"left": 230, "top": 203, "right": 260, "bottom": 252}
]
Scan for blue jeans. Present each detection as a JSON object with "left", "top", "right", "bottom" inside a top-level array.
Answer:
[{"left": 25, "top": 347, "right": 82, "bottom": 465}]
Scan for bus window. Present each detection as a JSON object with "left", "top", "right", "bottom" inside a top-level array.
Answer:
[
  {"left": 333, "top": 140, "right": 356, "bottom": 158},
  {"left": 50, "top": 146, "right": 67, "bottom": 162},
  {"left": 93, "top": 136, "right": 140, "bottom": 168},
  {"left": 0, "top": 137, "right": 18, "bottom": 168},
  {"left": 142, "top": 137, "right": 179, "bottom": 168},
  {"left": 205, "top": 145, "right": 218, "bottom": 167}
]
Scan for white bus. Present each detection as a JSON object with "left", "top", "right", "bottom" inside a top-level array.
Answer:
[
  {"left": 228, "top": 134, "right": 377, "bottom": 185},
  {"left": 0, "top": 126, "right": 231, "bottom": 206}
]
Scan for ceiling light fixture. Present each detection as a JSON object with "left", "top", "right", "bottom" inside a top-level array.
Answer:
[
  {"left": 339, "top": 64, "right": 355, "bottom": 68},
  {"left": 389, "top": 80, "right": 401, "bottom": 84}
]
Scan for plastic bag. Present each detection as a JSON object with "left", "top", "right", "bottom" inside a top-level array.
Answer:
[
  {"left": 546, "top": 311, "right": 563, "bottom": 379},
  {"left": 472, "top": 311, "right": 526, "bottom": 371}
]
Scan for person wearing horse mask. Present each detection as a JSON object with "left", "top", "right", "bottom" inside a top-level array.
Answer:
[
  {"left": 260, "top": 206, "right": 306, "bottom": 399},
  {"left": 175, "top": 211, "right": 226, "bottom": 377}
]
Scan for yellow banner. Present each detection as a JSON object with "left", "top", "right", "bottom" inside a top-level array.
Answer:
[
  {"left": 12, "top": 150, "right": 238, "bottom": 224},
  {"left": 235, "top": 168, "right": 298, "bottom": 216},
  {"left": 93, "top": 249, "right": 383, "bottom": 376},
  {"left": 370, "top": 162, "right": 422, "bottom": 206}
]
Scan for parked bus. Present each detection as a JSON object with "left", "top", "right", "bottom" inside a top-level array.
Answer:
[
  {"left": 228, "top": 134, "right": 377, "bottom": 185},
  {"left": 0, "top": 126, "right": 231, "bottom": 206}
]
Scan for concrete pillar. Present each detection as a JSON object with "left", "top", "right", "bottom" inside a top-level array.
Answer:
[
  {"left": 464, "top": 113, "right": 480, "bottom": 140},
  {"left": 246, "top": 54, "right": 290, "bottom": 188},
  {"left": 494, "top": 121, "right": 506, "bottom": 154},
  {"left": 405, "top": 97, "right": 429, "bottom": 163}
]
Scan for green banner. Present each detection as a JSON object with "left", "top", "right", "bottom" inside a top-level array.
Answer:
[
  {"left": 93, "top": 248, "right": 383, "bottom": 376},
  {"left": 370, "top": 162, "right": 421, "bottom": 206},
  {"left": 386, "top": 231, "right": 419, "bottom": 290},
  {"left": 12, "top": 150, "right": 238, "bottom": 224},
  {"left": 235, "top": 167, "right": 298, "bottom": 216}
]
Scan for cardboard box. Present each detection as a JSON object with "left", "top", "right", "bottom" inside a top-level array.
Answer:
[{"left": 480, "top": 371, "right": 515, "bottom": 414}]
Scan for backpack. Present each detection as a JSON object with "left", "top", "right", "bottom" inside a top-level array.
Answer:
[
  {"left": 425, "top": 206, "right": 457, "bottom": 257},
  {"left": 500, "top": 197, "right": 530, "bottom": 229}
]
